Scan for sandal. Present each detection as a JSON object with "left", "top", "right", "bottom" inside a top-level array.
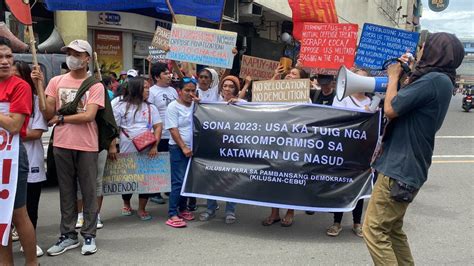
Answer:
[
  {"left": 138, "top": 211, "right": 152, "bottom": 221},
  {"left": 166, "top": 218, "right": 186, "bottom": 228},
  {"left": 261, "top": 216, "right": 281, "bottom": 226},
  {"left": 178, "top": 210, "right": 195, "bottom": 221},
  {"left": 121, "top": 206, "right": 132, "bottom": 216},
  {"left": 225, "top": 214, "right": 236, "bottom": 224},
  {"left": 326, "top": 224, "right": 342, "bottom": 236},
  {"left": 281, "top": 215, "right": 294, "bottom": 227},
  {"left": 199, "top": 211, "right": 216, "bottom": 221}
]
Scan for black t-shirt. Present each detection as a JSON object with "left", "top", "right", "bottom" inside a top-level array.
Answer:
[
  {"left": 314, "top": 90, "right": 336, "bottom": 105},
  {"left": 373, "top": 72, "right": 453, "bottom": 189}
]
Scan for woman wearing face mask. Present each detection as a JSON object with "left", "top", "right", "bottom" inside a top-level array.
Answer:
[
  {"left": 108, "top": 77, "right": 163, "bottom": 221},
  {"left": 165, "top": 77, "right": 198, "bottom": 228},
  {"left": 262, "top": 67, "right": 308, "bottom": 227}
]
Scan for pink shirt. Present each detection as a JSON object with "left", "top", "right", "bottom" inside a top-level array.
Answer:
[{"left": 45, "top": 73, "right": 105, "bottom": 152}]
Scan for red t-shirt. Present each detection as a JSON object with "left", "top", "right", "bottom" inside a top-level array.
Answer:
[{"left": 0, "top": 75, "right": 32, "bottom": 137}]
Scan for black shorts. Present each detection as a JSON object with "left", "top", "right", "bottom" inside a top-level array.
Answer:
[{"left": 14, "top": 142, "right": 29, "bottom": 209}]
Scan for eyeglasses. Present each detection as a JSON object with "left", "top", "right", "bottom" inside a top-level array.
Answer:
[{"left": 182, "top": 77, "right": 197, "bottom": 85}]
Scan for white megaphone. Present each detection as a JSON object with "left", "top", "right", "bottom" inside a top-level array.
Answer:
[{"left": 336, "top": 66, "right": 388, "bottom": 101}]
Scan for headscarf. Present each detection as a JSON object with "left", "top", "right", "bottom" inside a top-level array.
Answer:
[
  {"left": 205, "top": 67, "right": 219, "bottom": 89},
  {"left": 409, "top": 32, "right": 465, "bottom": 85}
]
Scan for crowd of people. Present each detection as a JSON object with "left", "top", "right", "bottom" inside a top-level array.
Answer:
[{"left": 0, "top": 30, "right": 465, "bottom": 266}]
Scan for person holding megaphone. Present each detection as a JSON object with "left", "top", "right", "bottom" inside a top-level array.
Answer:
[{"left": 362, "top": 33, "right": 465, "bottom": 265}]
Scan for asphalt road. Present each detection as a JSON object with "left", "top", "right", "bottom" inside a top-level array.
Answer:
[{"left": 12, "top": 94, "right": 474, "bottom": 265}]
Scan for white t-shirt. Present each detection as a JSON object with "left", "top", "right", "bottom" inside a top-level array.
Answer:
[
  {"left": 332, "top": 95, "right": 371, "bottom": 111},
  {"left": 23, "top": 96, "right": 48, "bottom": 183},
  {"left": 197, "top": 86, "right": 219, "bottom": 102},
  {"left": 113, "top": 102, "right": 162, "bottom": 153},
  {"left": 165, "top": 101, "right": 193, "bottom": 148},
  {"left": 149, "top": 85, "right": 178, "bottom": 139}
]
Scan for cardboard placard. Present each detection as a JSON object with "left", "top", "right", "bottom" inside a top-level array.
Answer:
[
  {"left": 300, "top": 23, "right": 358, "bottom": 70},
  {"left": 355, "top": 23, "right": 420, "bottom": 70},
  {"left": 252, "top": 79, "right": 310, "bottom": 103},
  {"left": 102, "top": 152, "right": 171, "bottom": 195},
  {"left": 239, "top": 55, "right": 280, "bottom": 81},
  {"left": 166, "top": 24, "right": 237, "bottom": 69},
  {"left": 148, "top": 46, "right": 167, "bottom": 63},
  {"left": 151, "top": 26, "right": 171, "bottom": 50}
]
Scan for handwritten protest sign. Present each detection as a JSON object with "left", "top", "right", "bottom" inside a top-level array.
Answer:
[
  {"left": 252, "top": 79, "right": 310, "bottom": 103},
  {"left": 239, "top": 55, "right": 279, "bottom": 81},
  {"left": 166, "top": 24, "right": 237, "bottom": 69},
  {"left": 148, "top": 46, "right": 167, "bottom": 63},
  {"left": 300, "top": 23, "right": 358, "bottom": 70},
  {"left": 102, "top": 152, "right": 171, "bottom": 195},
  {"left": 0, "top": 103, "right": 19, "bottom": 246},
  {"left": 355, "top": 23, "right": 419, "bottom": 70},
  {"left": 151, "top": 26, "right": 170, "bottom": 50}
]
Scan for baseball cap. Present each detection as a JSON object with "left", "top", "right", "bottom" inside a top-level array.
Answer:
[
  {"left": 317, "top": 74, "right": 335, "bottom": 85},
  {"left": 61, "top": 40, "right": 93, "bottom": 56},
  {"left": 120, "top": 70, "right": 127, "bottom": 75},
  {"left": 127, "top": 69, "right": 138, "bottom": 78}
]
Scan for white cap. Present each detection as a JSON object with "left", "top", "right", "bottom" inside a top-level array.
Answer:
[
  {"left": 127, "top": 69, "right": 138, "bottom": 77},
  {"left": 61, "top": 40, "right": 93, "bottom": 56}
]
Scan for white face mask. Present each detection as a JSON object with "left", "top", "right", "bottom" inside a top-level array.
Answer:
[{"left": 66, "top": 55, "right": 85, "bottom": 71}]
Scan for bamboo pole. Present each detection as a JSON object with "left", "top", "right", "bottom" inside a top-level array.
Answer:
[{"left": 26, "top": 24, "right": 46, "bottom": 112}]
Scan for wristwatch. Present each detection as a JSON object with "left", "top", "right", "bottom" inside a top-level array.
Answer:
[{"left": 58, "top": 115, "right": 64, "bottom": 124}]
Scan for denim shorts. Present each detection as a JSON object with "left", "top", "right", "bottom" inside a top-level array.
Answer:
[{"left": 14, "top": 142, "right": 29, "bottom": 209}]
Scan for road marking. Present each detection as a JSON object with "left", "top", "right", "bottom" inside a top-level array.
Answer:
[
  {"left": 432, "top": 155, "right": 474, "bottom": 158},
  {"left": 433, "top": 160, "right": 474, "bottom": 164},
  {"left": 436, "top": 136, "right": 474, "bottom": 139}
]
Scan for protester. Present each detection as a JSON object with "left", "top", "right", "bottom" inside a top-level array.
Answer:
[
  {"left": 148, "top": 63, "right": 178, "bottom": 205},
  {"left": 362, "top": 33, "right": 465, "bottom": 265},
  {"left": 118, "top": 70, "right": 127, "bottom": 84},
  {"left": 42, "top": 39, "right": 104, "bottom": 256},
  {"left": 199, "top": 75, "right": 244, "bottom": 224},
  {"left": 109, "top": 77, "right": 162, "bottom": 220},
  {"left": 326, "top": 68, "right": 373, "bottom": 238},
  {"left": 102, "top": 76, "right": 115, "bottom": 100},
  {"left": 312, "top": 75, "right": 336, "bottom": 105},
  {"left": 196, "top": 68, "right": 219, "bottom": 101},
  {"left": 0, "top": 36, "right": 37, "bottom": 266},
  {"left": 165, "top": 77, "right": 198, "bottom": 228},
  {"left": 262, "top": 67, "right": 308, "bottom": 227},
  {"left": 109, "top": 72, "right": 119, "bottom": 92},
  {"left": 12, "top": 61, "right": 47, "bottom": 256}
]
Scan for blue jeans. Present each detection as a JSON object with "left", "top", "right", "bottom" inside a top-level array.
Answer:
[
  {"left": 168, "top": 145, "right": 189, "bottom": 217},
  {"left": 207, "top": 200, "right": 236, "bottom": 215}
]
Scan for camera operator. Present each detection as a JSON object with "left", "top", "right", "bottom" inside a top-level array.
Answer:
[{"left": 362, "top": 33, "right": 465, "bottom": 265}]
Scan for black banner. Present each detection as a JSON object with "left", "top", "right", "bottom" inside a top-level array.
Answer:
[{"left": 183, "top": 103, "right": 381, "bottom": 212}]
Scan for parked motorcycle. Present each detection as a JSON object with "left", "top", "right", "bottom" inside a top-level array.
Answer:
[{"left": 462, "top": 87, "right": 473, "bottom": 112}]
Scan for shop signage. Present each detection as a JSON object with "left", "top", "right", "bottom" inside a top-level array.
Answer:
[{"left": 98, "top": 12, "right": 121, "bottom": 26}]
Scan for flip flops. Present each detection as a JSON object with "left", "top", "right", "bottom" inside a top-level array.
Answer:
[
  {"left": 178, "top": 210, "right": 195, "bottom": 221},
  {"left": 281, "top": 216, "right": 294, "bottom": 227},
  {"left": 121, "top": 207, "right": 132, "bottom": 216},
  {"left": 166, "top": 218, "right": 187, "bottom": 228},
  {"left": 262, "top": 216, "right": 281, "bottom": 226},
  {"left": 138, "top": 211, "right": 152, "bottom": 221}
]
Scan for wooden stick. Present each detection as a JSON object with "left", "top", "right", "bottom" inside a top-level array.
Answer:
[
  {"left": 165, "top": 0, "right": 177, "bottom": 23},
  {"left": 27, "top": 25, "right": 46, "bottom": 112},
  {"left": 219, "top": 0, "right": 227, "bottom": 30},
  {"left": 93, "top": 52, "right": 102, "bottom": 81}
]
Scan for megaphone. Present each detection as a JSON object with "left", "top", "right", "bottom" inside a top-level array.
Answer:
[{"left": 336, "top": 66, "right": 388, "bottom": 101}]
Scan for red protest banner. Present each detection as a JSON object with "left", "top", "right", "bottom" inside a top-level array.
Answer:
[
  {"left": 300, "top": 23, "right": 358, "bottom": 70},
  {"left": 288, "top": 0, "right": 339, "bottom": 41}
]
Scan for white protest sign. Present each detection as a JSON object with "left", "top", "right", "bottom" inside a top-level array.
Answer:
[{"left": 252, "top": 79, "right": 311, "bottom": 103}]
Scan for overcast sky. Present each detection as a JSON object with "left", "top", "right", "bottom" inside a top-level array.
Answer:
[{"left": 420, "top": 0, "right": 474, "bottom": 39}]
